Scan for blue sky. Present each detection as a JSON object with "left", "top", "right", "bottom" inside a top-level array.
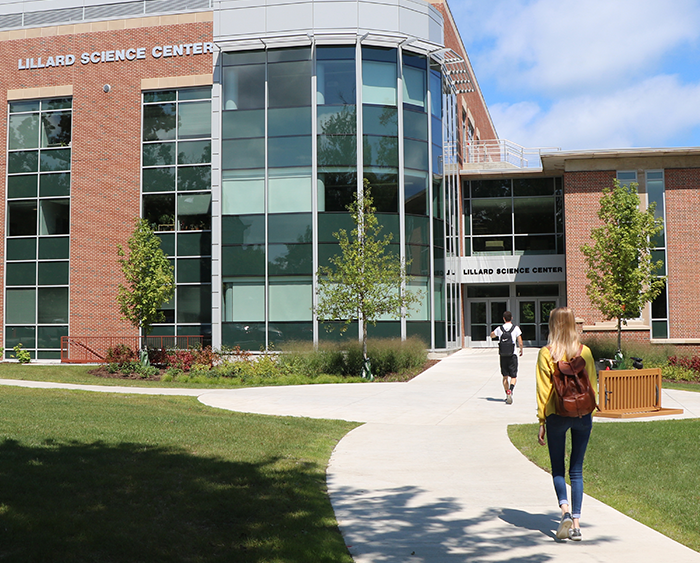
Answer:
[{"left": 451, "top": 0, "right": 700, "bottom": 150}]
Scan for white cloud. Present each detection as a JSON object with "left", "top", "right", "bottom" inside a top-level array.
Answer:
[
  {"left": 490, "top": 75, "right": 700, "bottom": 149},
  {"left": 457, "top": 0, "right": 700, "bottom": 95}
]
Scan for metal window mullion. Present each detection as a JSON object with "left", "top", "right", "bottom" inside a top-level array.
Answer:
[
  {"left": 311, "top": 39, "right": 319, "bottom": 345},
  {"left": 397, "top": 47, "right": 407, "bottom": 341},
  {"left": 264, "top": 54, "right": 270, "bottom": 351}
]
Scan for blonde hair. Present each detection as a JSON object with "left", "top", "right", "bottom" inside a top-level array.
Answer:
[{"left": 547, "top": 307, "right": 580, "bottom": 362}]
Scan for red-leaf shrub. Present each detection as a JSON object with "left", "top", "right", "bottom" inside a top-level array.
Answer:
[
  {"left": 105, "top": 344, "right": 137, "bottom": 364},
  {"left": 668, "top": 355, "right": 700, "bottom": 374}
]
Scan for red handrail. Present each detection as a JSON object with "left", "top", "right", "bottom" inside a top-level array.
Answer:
[{"left": 60, "top": 335, "right": 204, "bottom": 364}]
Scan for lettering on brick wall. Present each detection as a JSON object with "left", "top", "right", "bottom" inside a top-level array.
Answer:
[{"left": 18, "top": 42, "right": 215, "bottom": 70}]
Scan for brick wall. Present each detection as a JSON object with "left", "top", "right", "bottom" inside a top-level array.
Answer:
[
  {"left": 665, "top": 168, "right": 700, "bottom": 339},
  {"left": 0, "top": 16, "right": 213, "bottom": 339}
]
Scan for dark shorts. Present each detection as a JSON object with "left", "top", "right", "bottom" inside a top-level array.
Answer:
[{"left": 499, "top": 354, "right": 518, "bottom": 379}]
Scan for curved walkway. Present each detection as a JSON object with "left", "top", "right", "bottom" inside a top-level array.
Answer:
[{"left": 3, "top": 348, "right": 700, "bottom": 562}]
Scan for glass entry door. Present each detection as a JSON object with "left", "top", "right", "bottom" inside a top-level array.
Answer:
[
  {"left": 470, "top": 300, "right": 507, "bottom": 347},
  {"left": 518, "top": 299, "right": 557, "bottom": 347}
]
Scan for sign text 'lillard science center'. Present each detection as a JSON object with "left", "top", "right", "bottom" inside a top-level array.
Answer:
[{"left": 18, "top": 42, "right": 215, "bottom": 70}]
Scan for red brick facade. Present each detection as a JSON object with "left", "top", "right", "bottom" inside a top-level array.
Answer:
[{"left": 0, "top": 16, "right": 214, "bottom": 340}]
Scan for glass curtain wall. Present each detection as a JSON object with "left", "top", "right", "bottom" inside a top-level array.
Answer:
[
  {"left": 220, "top": 44, "right": 450, "bottom": 350},
  {"left": 6, "top": 97, "right": 72, "bottom": 359},
  {"left": 142, "top": 87, "right": 213, "bottom": 341},
  {"left": 463, "top": 178, "right": 564, "bottom": 256}
]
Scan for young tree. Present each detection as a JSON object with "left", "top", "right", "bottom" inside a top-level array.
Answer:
[
  {"left": 117, "top": 218, "right": 175, "bottom": 337},
  {"left": 315, "top": 179, "right": 421, "bottom": 374},
  {"left": 580, "top": 180, "right": 666, "bottom": 353}
]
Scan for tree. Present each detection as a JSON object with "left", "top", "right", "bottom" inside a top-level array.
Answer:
[
  {"left": 117, "top": 218, "right": 175, "bottom": 337},
  {"left": 315, "top": 179, "right": 421, "bottom": 372},
  {"left": 580, "top": 180, "right": 666, "bottom": 353}
]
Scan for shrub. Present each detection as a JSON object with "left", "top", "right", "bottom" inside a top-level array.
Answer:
[
  {"left": 668, "top": 355, "right": 700, "bottom": 375},
  {"left": 662, "top": 364, "right": 700, "bottom": 382},
  {"left": 13, "top": 343, "right": 31, "bottom": 364},
  {"left": 105, "top": 344, "right": 138, "bottom": 364}
]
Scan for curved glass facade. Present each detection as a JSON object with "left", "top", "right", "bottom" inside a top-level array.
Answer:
[{"left": 218, "top": 44, "right": 452, "bottom": 350}]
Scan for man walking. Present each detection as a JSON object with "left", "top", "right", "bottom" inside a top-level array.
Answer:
[{"left": 491, "top": 311, "right": 523, "bottom": 404}]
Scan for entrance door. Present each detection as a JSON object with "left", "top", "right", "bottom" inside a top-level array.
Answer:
[
  {"left": 518, "top": 299, "right": 557, "bottom": 347},
  {"left": 470, "top": 300, "right": 508, "bottom": 347}
]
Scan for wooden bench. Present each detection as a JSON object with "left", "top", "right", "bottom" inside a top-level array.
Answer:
[{"left": 596, "top": 368, "right": 684, "bottom": 418}]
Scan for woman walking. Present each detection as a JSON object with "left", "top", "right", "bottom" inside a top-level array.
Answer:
[{"left": 536, "top": 307, "right": 597, "bottom": 541}]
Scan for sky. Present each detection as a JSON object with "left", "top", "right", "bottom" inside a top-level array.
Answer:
[{"left": 451, "top": 0, "right": 700, "bottom": 151}]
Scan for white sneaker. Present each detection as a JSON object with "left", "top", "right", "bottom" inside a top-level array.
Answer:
[{"left": 556, "top": 513, "right": 573, "bottom": 539}]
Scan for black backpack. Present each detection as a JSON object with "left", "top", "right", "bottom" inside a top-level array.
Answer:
[{"left": 498, "top": 325, "right": 515, "bottom": 356}]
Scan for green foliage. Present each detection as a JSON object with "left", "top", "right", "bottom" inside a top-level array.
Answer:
[
  {"left": 662, "top": 364, "right": 699, "bottom": 382},
  {"left": 117, "top": 218, "right": 175, "bottom": 335},
  {"left": 581, "top": 180, "right": 666, "bottom": 352},
  {"left": 315, "top": 180, "right": 421, "bottom": 362},
  {"left": 12, "top": 343, "right": 31, "bottom": 364}
]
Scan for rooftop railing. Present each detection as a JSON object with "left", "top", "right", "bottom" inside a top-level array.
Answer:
[{"left": 464, "top": 139, "right": 560, "bottom": 170}]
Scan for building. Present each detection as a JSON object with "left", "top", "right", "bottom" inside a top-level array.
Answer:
[
  {"left": 460, "top": 146, "right": 700, "bottom": 352},
  {"left": 1, "top": 0, "right": 497, "bottom": 359}
]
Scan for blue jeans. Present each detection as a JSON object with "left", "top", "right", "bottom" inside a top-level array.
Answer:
[{"left": 545, "top": 413, "right": 592, "bottom": 519}]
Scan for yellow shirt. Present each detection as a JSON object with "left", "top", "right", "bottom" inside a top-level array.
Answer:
[{"left": 536, "top": 345, "right": 598, "bottom": 424}]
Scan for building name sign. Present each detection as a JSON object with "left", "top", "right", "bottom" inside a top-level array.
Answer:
[
  {"left": 18, "top": 42, "right": 215, "bottom": 70},
  {"left": 458, "top": 255, "right": 566, "bottom": 284}
]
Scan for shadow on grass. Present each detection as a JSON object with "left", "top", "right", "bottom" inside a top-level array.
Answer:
[{"left": 0, "top": 439, "right": 350, "bottom": 563}]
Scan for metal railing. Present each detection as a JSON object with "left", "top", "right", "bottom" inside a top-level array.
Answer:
[
  {"left": 465, "top": 139, "right": 560, "bottom": 170},
  {"left": 60, "top": 335, "right": 205, "bottom": 364}
]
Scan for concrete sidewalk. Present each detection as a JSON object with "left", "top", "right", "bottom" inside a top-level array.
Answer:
[{"left": 2, "top": 348, "right": 700, "bottom": 562}]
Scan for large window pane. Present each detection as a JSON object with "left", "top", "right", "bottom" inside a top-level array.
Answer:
[
  {"left": 268, "top": 61, "right": 311, "bottom": 108},
  {"left": 363, "top": 136, "right": 398, "bottom": 167},
  {"left": 7, "top": 262, "right": 36, "bottom": 286},
  {"left": 363, "top": 105, "right": 398, "bottom": 136},
  {"left": 405, "top": 172, "right": 428, "bottom": 215},
  {"left": 177, "top": 285, "right": 212, "bottom": 323},
  {"left": 143, "top": 167, "right": 175, "bottom": 192},
  {"left": 8, "top": 175, "right": 38, "bottom": 198},
  {"left": 222, "top": 170, "right": 264, "bottom": 214},
  {"left": 269, "top": 281, "right": 312, "bottom": 321},
  {"left": 268, "top": 244, "right": 312, "bottom": 275},
  {"left": 40, "top": 173, "right": 70, "bottom": 197},
  {"left": 403, "top": 66, "right": 426, "bottom": 108},
  {"left": 38, "top": 261, "right": 69, "bottom": 285},
  {"left": 40, "top": 148, "right": 71, "bottom": 172},
  {"left": 318, "top": 106, "right": 356, "bottom": 136},
  {"left": 143, "top": 103, "right": 176, "bottom": 141},
  {"left": 470, "top": 179, "right": 511, "bottom": 198},
  {"left": 9, "top": 201, "right": 37, "bottom": 236},
  {"left": 318, "top": 169, "right": 356, "bottom": 212},
  {"left": 268, "top": 107, "right": 312, "bottom": 137},
  {"left": 39, "top": 237, "right": 69, "bottom": 259},
  {"left": 513, "top": 178, "right": 554, "bottom": 196},
  {"left": 5, "top": 326, "right": 36, "bottom": 350},
  {"left": 268, "top": 136, "right": 312, "bottom": 168},
  {"left": 8, "top": 151, "right": 38, "bottom": 174},
  {"left": 268, "top": 214, "right": 312, "bottom": 244},
  {"left": 7, "top": 238, "right": 36, "bottom": 261},
  {"left": 177, "top": 193, "right": 211, "bottom": 231},
  {"left": 222, "top": 110, "right": 265, "bottom": 139},
  {"left": 514, "top": 197, "right": 554, "bottom": 234},
  {"left": 364, "top": 171, "right": 398, "bottom": 212},
  {"left": 223, "top": 282, "right": 265, "bottom": 321},
  {"left": 38, "top": 325, "right": 68, "bottom": 349},
  {"left": 404, "top": 109, "right": 428, "bottom": 141},
  {"left": 38, "top": 287, "right": 68, "bottom": 324},
  {"left": 269, "top": 168, "right": 312, "bottom": 213},
  {"left": 177, "top": 166, "right": 211, "bottom": 191},
  {"left": 472, "top": 198, "right": 511, "bottom": 235},
  {"left": 178, "top": 101, "right": 211, "bottom": 139},
  {"left": 317, "top": 60, "right": 356, "bottom": 105},
  {"left": 143, "top": 193, "right": 175, "bottom": 231},
  {"left": 404, "top": 139, "right": 429, "bottom": 171},
  {"left": 223, "top": 65, "right": 265, "bottom": 110},
  {"left": 515, "top": 235, "right": 556, "bottom": 255},
  {"left": 9, "top": 114, "right": 39, "bottom": 150},
  {"left": 143, "top": 142, "right": 176, "bottom": 166},
  {"left": 178, "top": 232, "right": 212, "bottom": 257},
  {"left": 7, "top": 288, "right": 36, "bottom": 324},
  {"left": 39, "top": 199, "right": 70, "bottom": 235},
  {"left": 362, "top": 61, "right": 397, "bottom": 106},
  {"left": 222, "top": 139, "right": 265, "bottom": 169},
  {"left": 177, "top": 258, "right": 211, "bottom": 283},
  {"left": 318, "top": 135, "right": 357, "bottom": 167},
  {"left": 41, "top": 111, "right": 72, "bottom": 148},
  {"left": 178, "top": 141, "right": 211, "bottom": 164},
  {"left": 222, "top": 246, "right": 265, "bottom": 276}
]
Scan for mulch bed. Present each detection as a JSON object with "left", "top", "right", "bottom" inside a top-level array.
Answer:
[{"left": 87, "top": 359, "right": 441, "bottom": 383}]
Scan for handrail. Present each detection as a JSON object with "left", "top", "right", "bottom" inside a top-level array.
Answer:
[{"left": 465, "top": 139, "right": 560, "bottom": 170}]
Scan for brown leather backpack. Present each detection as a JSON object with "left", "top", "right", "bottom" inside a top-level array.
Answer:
[{"left": 551, "top": 344, "right": 598, "bottom": 417}]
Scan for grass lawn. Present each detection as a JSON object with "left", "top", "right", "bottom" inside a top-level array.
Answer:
[
  {"left": 509, "top": 418, "right": 700, "bottom": 552},
  {"left": 0, "top": 386, "right": 358, "bottom": 562}
]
